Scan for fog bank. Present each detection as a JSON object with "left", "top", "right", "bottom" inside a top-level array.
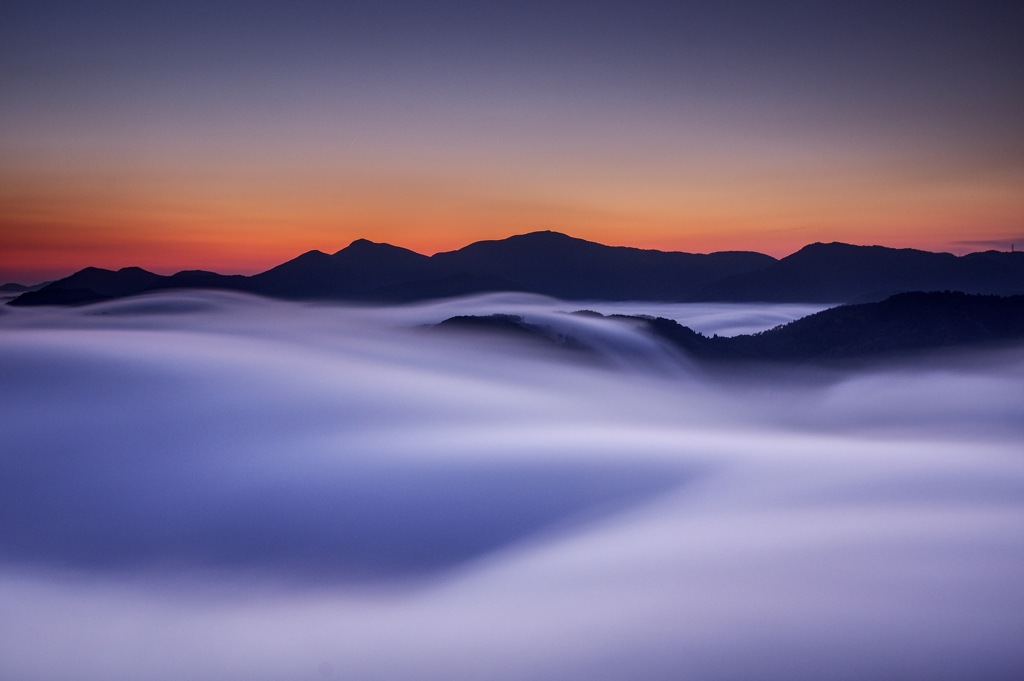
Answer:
[{"left": 1, "top": 292, "right": 1022, "bottom": 680}]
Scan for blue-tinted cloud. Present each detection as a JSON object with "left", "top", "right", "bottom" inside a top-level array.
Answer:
[{"left": 0, "top": 292, "right": 1022, "bottom": 680}]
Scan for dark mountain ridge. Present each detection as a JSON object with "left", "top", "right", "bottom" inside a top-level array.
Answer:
[
  {"left": 248, "top": 240, "right": 435, "bottom": 299},
  {"left": 0, "top": 283, "right": 29, "bottom": 292},
  {"left": 647, "top": 291, "right": 1024, "bottom": 362},
  {"left": 8, "top": 231, "right": 1024, "bottom": 306},
  {"left": 433, "top": 292, "right": 1024, "bottom": 364},
  {"left": 0, "top": 280, "right": 54, "bottom": 294},
  {"left": 430, "top": 231, "right": 776, "bottom": 300},
  {"left": 700, "top": 242, "right": 1023, "bottom": 302}
]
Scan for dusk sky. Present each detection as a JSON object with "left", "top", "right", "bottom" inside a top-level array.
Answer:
[{"left": 2, "top": 0, "right": 1022, "bottom": 283}]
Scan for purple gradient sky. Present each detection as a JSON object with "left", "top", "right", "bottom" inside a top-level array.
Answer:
[{"left": 1, "top": 1, "right": 1022, "bottom": 282}]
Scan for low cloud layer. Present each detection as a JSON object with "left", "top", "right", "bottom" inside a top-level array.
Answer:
[{"left": 1, "top": 292, "right": 1022, "bottom": 680}]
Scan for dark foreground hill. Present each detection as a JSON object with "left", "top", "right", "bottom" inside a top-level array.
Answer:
[
  {"left": 433, "top": 292, "right": 1024, "bottom": 363},
  {"left": 8, "top": 231, "right": 1024, "bottom": 306},
  {"left": 0, "top": 283, "right": 29, "bottom": 293}
]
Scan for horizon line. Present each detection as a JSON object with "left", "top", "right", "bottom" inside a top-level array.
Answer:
[{"left": 5, "top": 229, "right": 1021, "bottom": 288}]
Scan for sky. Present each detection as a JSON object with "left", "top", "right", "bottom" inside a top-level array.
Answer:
[{"left": 2, "top": 0, "right": 1022, "bottom": 283}]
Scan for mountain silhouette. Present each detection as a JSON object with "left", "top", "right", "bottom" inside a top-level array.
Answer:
[
  {"left": 8, "top": 231, "right": 1024, "bottom": 306},
  {"left": 7, "top": 288, "right": 114, "bottom": 307},
  {"left": 627, "top": 292, "right": 1024, "bottom": 362},
  {"left": 429, "top": 231, "right": 775, "bottom": 300},
  {"left": 148, "top": 269, "right": 251, "bottom": 293},
  {"left": 7, "top": 266, "right": 162, "bottom": 306},
  {"left": 1, "top": 280, "right": 52, "bottom": 293},
  {"left": 713, "top": 291, "right": 1024, "bottom": 360},
  {"left": 249, "top": 240, "right": 434, "bottom": 299},
  {"left": 433, "top": 313, "right": 591, "bottom": 354},
  {"left": 433, "top": 292, "right": 1024, "bottom": 363},
  {"left": 699, "top": 242, "right": 1024, "bottom": 302},
  {"left": 42, "top": 266, "right": 162, "bottom": 297}
]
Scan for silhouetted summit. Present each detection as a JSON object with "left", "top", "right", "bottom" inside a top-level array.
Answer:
[
  {"left": 248, "top": 250, "right": 339, "bottom": 298},
  {"left": 434, "top": 292, "right": 1024, "bottom": 363},
  {"left": 434, "top": 313, "right": 588, "bottom": 352},
  {"left": 9, "top": 231, "right": 1024, "bottom": 306},
  {"left": 52, "top": 266, "right": 162, "bottom": 297},
  {"left": 701, "top": 242, "right": 1023, "bottom": 302},
  {"left": 647, "top": 291, "right": 1024, "bottom": 361},
  {"left": 329, "top": 239, "right": 433, "bottom": 294},
  {"left": 149, "top": 270, "right": 250, "bottom": 292},
  {"left": 0, "top": 283, "right": 29, "bottom": 292},
  {"left": 7, "top": 266, "right": 162, "bottom": 306},
  {"left": 249, "top": 240, "right": 433, "bottom": 299},
  {"left": 8, "top": 288, "right": 113, "bottom": 307},
  {"left": 430, "top": 231, "right": 775, "bottom": 300}
]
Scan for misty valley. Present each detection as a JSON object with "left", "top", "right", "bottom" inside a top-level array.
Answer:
[
  {"left": 5, "top": 0, "right": 1023, "bottom": 678},
  {"left": 1, "top": 291, "right": 1022, "bottom": 680}
]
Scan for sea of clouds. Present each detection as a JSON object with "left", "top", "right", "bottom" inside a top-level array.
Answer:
[{"left": 1, "top": 291, "right": 1022, "bottom": 680}]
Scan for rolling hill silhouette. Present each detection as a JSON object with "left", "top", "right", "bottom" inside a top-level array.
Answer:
[
  {"left": 8, "top": 231, "right": 1024, "bottom": 306},
  {"left": 0, "top": 283, "right": 29, "bottom": 293},
  {"left": 428, "top": 231, "right": 775, "bottom": 300},
  {"left": 247, "top": 240, "right": 435, "bottom": 299},
  {"left": 699, "top": 242, "right": 1023, "bottom": 302},
  {"left": 647, "top": 291, "right": 1024, "bottom": 361},
  {"left": 433, "top": 292, "right": 1024, "bottom": 363}
]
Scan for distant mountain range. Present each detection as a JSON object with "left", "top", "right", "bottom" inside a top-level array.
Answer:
[
  {"left": 7, "top": 231, "right": 1024, "bottom": 306},
  {"left": 434, "top": 292, "right": 1024, "bottom": 363}
]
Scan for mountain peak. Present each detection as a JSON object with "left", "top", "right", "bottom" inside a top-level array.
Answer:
[
  {"left": 336, "top": 238, "right": 394, "bottom": 255},
  {"left": 0, "top": 282, "right": 29, "bottom": 292},
  {"left": 789, "top": 242, "right": 940, "bottom": 258},
  {"left": 333, "top": 239, "right": 427, "bottom": 260},
  {"left": 509, "top": 230, "right": 580, "bottom": 243},
  {"left": 450, "top": 231, "right": 593, "bottom": 256},
  {"left": 790, "top": 241, "right": 863, "bottom": 255},
  {"left": 9, "top": 231, "right": 1024, "bottom": 307},
  {"left": 346, "top": 238, "right": 378, "bottom": 248}
]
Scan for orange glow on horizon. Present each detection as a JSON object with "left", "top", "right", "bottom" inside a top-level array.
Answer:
[{"left": 2, "top": 154, "right": 1022, "bottom": 283}]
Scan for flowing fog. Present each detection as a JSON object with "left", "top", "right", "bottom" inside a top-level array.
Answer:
[{"left": 1, "top": 291, "right": 1022, "bottom": 681}]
